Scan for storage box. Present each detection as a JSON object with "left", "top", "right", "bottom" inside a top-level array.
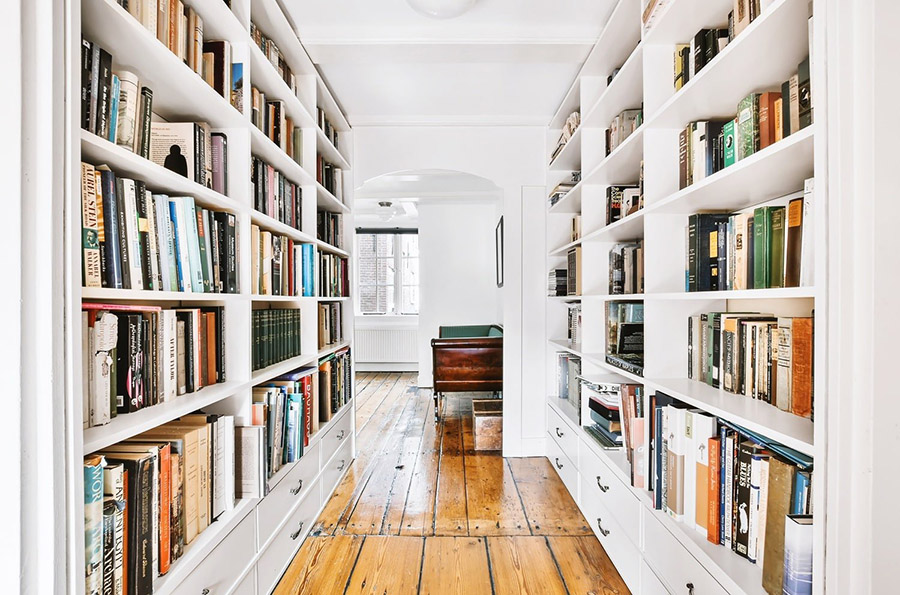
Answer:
[{"left": 473, "top": 399, "right": 503, "bottom": 451}]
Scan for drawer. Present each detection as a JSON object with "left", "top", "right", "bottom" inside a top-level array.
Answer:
[
  {"left": 546, "top": 435, "right": 578, "bottom": 498},
  {"left": 640, "top": 559, "right": 668, "bottom": 595},
  {"left": 231, "top": 566, "right": 256, "bottom": 595},
  {"left": 643, "top": 510, "right": 728, "bottom": 595},
  {"left": 174, "top": 510, "right": 256, "bottom": 595},
  {"left": 320, "top": 408, "right": 353, "bottom": 465},
  {"left": 257, "top": 441, "right": 321, "bottom": 544},
  {"left": 578, "top": 446, "right": 640, "bottom": 545},
  {"left": 257, "top": 478, "right": 322, "bottom": 594},
  {"left": 579, "top": 474, "right": 641, "bottom": 592},
  {"left": 321, "top": 439, "right": 353, "bottom": 497},
  {"left": 547, "top": 405, "right": 579, "bottom": 457}
]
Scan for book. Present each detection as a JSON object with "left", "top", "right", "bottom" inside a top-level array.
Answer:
[
  {"left": 84, "top": 454, "right": 105, "bottom": 595},
  {"left": 762, "top": 458, "right": 797, "bottom": 595},
  {"left": 800, "top": 178, "right": 815, "bottom": 286},
  {"left": 797, "top": 57, "right": 812, "bottom": 130},
  {"left": 759, "top": 91, "right": 779, "bottom": 149},
  {"left": 783, "top": 515, "right": 814, "bottom": 594},
  {"left": 737, "top": 93, "right": 760, "bottom": 161}
]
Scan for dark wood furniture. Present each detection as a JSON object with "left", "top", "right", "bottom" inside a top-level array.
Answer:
[{"left": 431, "top": 324, "right": 503, "bottom": 420}]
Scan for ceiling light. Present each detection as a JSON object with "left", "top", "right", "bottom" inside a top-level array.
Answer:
[
  {"left": 377, "top": 201, "right": 396, "bottom": 222},
  {"left": 406, "top": 0, "right": 478, "bottom": 19}
]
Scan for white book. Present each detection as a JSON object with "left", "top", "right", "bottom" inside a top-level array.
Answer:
[
  {"left": 748, "top": 453, "right": 768, "bottom": 563},
  {"left": 142, "top": 0, "right": 157, "bottom": 36},
  {"left": 91, "top": 312, "right": 118, "bottom": 426},
  {"left": 181, "top": 196, "right": 205, "bottom": 293},
  {"left": 783, "top": 516, "right": 814, "bottom": 593},
  {"left": 212, "top": 416, "right": 225, "bottom": 519},
  {"left": 692, "top": 412, "right": 718, "bottom": 534},
  {"left": 82, "top": 311, "right": 90, "bottom": 429},
  {"left": 144, "top": 191, "right": 161, "bottom": 291},
  {"left": 800, "top": 178, "right": 815, "bottom": 286},
  {"left": 120, "top": 179, "right": 144, "bottom": 290},
  {"left": 223, "top": 415, "right": 235, "bottom": 511},
  {"left": 115, "top": 71, "right": 140, "bottom": 152},
  {"left": 665, "top": 406, "right": 686, "bottom": 522},
  {"left": 156, "top": 0, "right": 168, "bottom": 44},
  {"left": 159, "top": 309, "right": 178, "bottom": 402},
  {"left": 724, "top": 432, "right": 735, "bottom": 549},
  {"left": 169, "top": 197, "right": 193, "bottom": 292},
  {"left": 776, "top": 317, "right": 793, "bottom": 411},
  {"left": 235, "top": 426, "right": 264, "bottom": 499},
  {"left": 756, "top": 457, "right": 771, "bottom": 567},
  {"left": 691, "top": 121, "right": 708, "bottom": 183},
  {"left": 153, "top": 195, "right": 172, "bottom": 291}
]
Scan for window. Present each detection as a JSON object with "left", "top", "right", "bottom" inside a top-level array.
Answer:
[{"left": 357, "top": 230, "right": 419, "bottom": 315}]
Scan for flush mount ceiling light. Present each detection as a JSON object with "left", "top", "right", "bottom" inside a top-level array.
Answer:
[{"left": 406, "top": 0, "right": 479, "bottom": 19}]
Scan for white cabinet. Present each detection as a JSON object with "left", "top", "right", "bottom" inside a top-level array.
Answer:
[
  {"left": 172, "top": 511, "right": 257, "bottom": 595},
  {"left": 643, "top": 511, "right": 728, "bottom": 595},
  {"left": 578, "top": 443, "right": 641, "bottom": 546},
  {"left": 320, "top": 408, "right": 353, "bottom": 465},
  {"left": 321, "top": 439, "right": 353, "bottom": 497},
  {"left": 231, "top": 567, "right": 257, "bottom": 595},
  {"left": 547, "top": 405, "right": 579, "bottom": 455},
  {"left": 257, "top": 442, "right": 321, "bottom": 545},
  {"left": 546, "top": 432, "right": 579, "bottom": 496},
  {"left": 639, "top": 559, "right": 669, "bottom": 595}
]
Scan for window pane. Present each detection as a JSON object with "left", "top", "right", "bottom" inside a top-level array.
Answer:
[
  {"left": 401, "top": 257, "right": 418, "bottom": 286},
  {"left": 376, "top": 234, "right": 393, "bottom": 257},
  {"left": 401, "top": 234, "right": 418, "bottom": 258},
  {"left": 358, "top": 233, "right": 376, "bottom": 256},
  {"left": 378, "top": 285, "right": 395, "bottom": 314},
  {"left": 401, "top": 285, "right": 419, "bottom": 315},
  {"left": 360, "top": 285, "right": 382, "bottom": 314}
]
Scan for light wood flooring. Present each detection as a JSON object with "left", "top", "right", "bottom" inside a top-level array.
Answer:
[{"left": 274, "top": 372, "right": 629, "bottom": 594}]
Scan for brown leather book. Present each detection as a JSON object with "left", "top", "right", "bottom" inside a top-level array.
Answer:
[
  {"left": 762, "top": 458, "right": 797, "bottom": 595},
  {"left": 784, "top": 198, "right": 804, "bottom": 287},
  {"left": 759, "top": 92, "right": 779, "bottom": 149},
  {"left": 791, "top": 318, "right": 814, "bottom": 417},
  {"left": 205, "top": 311, "right": 217, "bottom": 385}
]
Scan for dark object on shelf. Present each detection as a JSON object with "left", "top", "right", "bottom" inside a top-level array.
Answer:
[{"left": 431, "top": 325, "right": 503, "bottom": 421}]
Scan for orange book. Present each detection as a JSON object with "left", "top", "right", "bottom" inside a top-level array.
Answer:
[
  {"left": 791, "top": 318, "right": 814, "bottom": 417},
  {"left": 759, "top": 92, "right": 779, "bottom": 150},
  {"left": 707, "top": 437, "right": 721, "bottom": 544},
  {"left": 157, "top": 443, "right": 172, "bottom": 575}
]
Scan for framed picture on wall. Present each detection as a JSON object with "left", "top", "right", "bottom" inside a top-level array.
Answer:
[{"left": 495, "top": 216, "right": 504, "bottom": 288}]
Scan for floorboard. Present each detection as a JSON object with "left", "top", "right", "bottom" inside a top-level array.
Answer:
[
  {"left": 344, "top": 536, "right": 424, "bottom": 595},
  {"left": 547, "top": 536, "right": 628, "bottom": 595},
  {"left": 485, "top": 536, "right": 568, "bottom": 594},
  {"left": 273, "top": 536, "right": 364, "bottom": 595},
  {"left": 419, "top": 537, "right": 493, "bottom": 595},
  {"left": 507, "top": 457, "right": 593, "bottom": 536}
]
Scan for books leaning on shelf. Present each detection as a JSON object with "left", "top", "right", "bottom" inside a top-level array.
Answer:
[
  {"left": 548, "top": 268, "right": 568, "bottom": 297},
  {"left": 556, "top": 352, "right": 582, "bottom": 414},
  {"left": 606, "top": 301, "right": 644, "bottom": 376},
  {"left": 317, "top": 155, "right": 344, "bottom": 201},
  {"left": 567, "top": 246, "right": 582, "bottom": 296},
  {"left": 250, "top": 226, "right": 314, "bottom": 297},
  {"left": 251, "top": 88, "right": 303, "bottom": 166},
  {"left": 646, "top": 392, "right": 813, "bottom": 595},
  {"left": 548, "top": 180, "right": 577, "bottom": 208},
  {"left": 84, "top": 413, "right": 236, "bottom": 593},
  {"left": 606, "top": 108, "right": 642, "bottom": 156},
  {"left": 319, "top": 253, "right": 350, "bottom": 298},
  {"left": 609, "top": 241, "right": 644, "bottom": 295},
  {"left": 318, "top": 302, "right": 344, "bottom": 349},
  {"left": 685, "top": 185, "right": 813, "bottom": 292},
  {"left": 251, "top": 155, "right": 303, "bottom": 230},
  {"left": 149, "top": 121, "right": 223, "bottom": 190},
  {"left": 317, "top": 107, "right": 340, "bottom": 151},
  {"left": 567, "top": 303, "right": 582, "bottom": 346},
  {"left": 674, "top": 28, "right": 729, "bottom": 91},
  {"left": 550, "top": 110, "right": 580, "bottom": 164},
  {"left": 82, "top": 303, "right": 225, "bottom": 428},
  {"left": 606, "top": 184, "right": 641, "bottom": 225},
  {"left": 250, "top": 21, "right": 300, "bottom": 98},
  {"left": 319, "top": 347, "right": 352, "bottom": 422},
  {"left": 579, "top": 379, "right": 635, "bottom": 452},
  {"left": 687, "top": 312, "right": 814, "bottom": 419},
  {"left": 317, "top": 211, "right": 344, "bottom": 249},
  {"left": 252, "top": 308, "right": 303, "bottom": 371},
  {"left": 80, "top": 162, "right": 238, "bottom": 292}
]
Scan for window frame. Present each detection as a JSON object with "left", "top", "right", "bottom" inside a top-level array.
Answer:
[{"left": 356, "top": 229, "right": 419, "bottom": 316}]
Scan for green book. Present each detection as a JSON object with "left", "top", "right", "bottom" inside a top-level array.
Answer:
[
  {"left": 769, "top": 206, "right": 786, "bottom": 288},
  {"left": 737, "top": 93, "right": 760, "bottom": 161},
  {"left": 753, "top": 207, "right": 771, "bottom": 288},
  {"left": 723, "top": 118, "right": 736, "bottom": 168}
]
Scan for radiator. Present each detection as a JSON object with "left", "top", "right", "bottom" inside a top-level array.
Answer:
[{"left": 355, "top": 327, "right": 418, "bottom": 363}]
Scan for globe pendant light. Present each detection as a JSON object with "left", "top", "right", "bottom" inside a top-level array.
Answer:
[{"left": 406, "top": 0, "right": 479, "bottom": 19}]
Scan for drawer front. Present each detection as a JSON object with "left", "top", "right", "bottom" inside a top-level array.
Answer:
[
  {"left": 546, "top": 405, "right": 579, "bottom": 457},
  {"left": 643, "top": 510, "right": 728, "bottom": 595},
  {"left": 579, "top": 474, "right": 641, "bottom": 592},
  {"left": 231, "top": 566, "right": 256, "bottom": 595},
  {"left": 546, "top": 435, "right": 578, "bottom": 498},
  {"left": 322, "top": 439, "right": 353, "bottom": 496},
  {"left": 578, "top": 446, "right": 640, "bottom": 545},
  {"left": 640, "top": 559, "right": 669, "bottom": 595},
  {"left": 320, "top": 408, "right": 353, "bottom": 465},
  {"left": 174, "top": 511, "right": 257, "bottom": 595},
  {"left": 257, "top": 441, "right": 321, "bottom": 544},
  {"left": 257, "top": 478, "right": 322, "bottom": 594}
]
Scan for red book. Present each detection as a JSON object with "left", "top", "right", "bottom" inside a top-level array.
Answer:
[
  {"left": 759, "top": 91, "right": 779, "bottom": 150},
  {"left": 707, "top": 436, "right": 721, "bottom": 545},
  {"left": 302, "top": 375, "right": 313, "bottom": 447},
  {"left": 157, "top": 443, "right": 172, "bottom": 575},
  {"left": 205, "top": 312, "right": 217, "bottom": 385}
]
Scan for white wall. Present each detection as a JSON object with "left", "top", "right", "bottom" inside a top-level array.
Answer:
[{"left": 352, "top": 125, "right": 548, "bottom": 455}]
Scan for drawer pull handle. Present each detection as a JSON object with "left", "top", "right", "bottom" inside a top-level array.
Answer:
[
  {"left": 555, "top": 427, "right": 564, "bottom": 438},
  {"left": 338, "top": 459, "right": 346, "bottom": 471},
  {"left": 290, "top": 478, "right": 304, "bottom": 495},
  {"left": 290, "top": 521, "right": 305, "bottom": 540},
  {"left": 686, "top": 583, "right": 694, "bottom": 595},
  {"left": 596, "top": 518, "right": 610, "bottom": 537},
  {"left": 201, "top": 590, "right": 210, "bottom": 595},
  {"left": 337, "top": 430, "right": 346, "bottom": 440},
  {"left": 596, "top": 476, "right": 609, "bottom": 492},
  {"left": 554, "top": 457, "right": 563, "bottom": 470}
]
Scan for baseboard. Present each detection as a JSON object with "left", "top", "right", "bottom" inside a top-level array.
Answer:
[
  {"left": 356, "top": 362, "right": 418, "bottom": 372},
  {"left": 502, "top": 436, "right": 546, "bottom": 458}
]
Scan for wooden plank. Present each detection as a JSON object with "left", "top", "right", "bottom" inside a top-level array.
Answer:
[
  {"left": 507, "top": 457, "right": 592, "bottom": 535},
  {"left": 433, "top": 398, "right": 469, "bottom": 536},
  {"left": 546, "top": 536, "right": 629, "bottom": 595},
  {"left": 460, "top": 399, "right": 529, "bottom": 536},
  {"left": 485, "top": 536, "right": 568, "bottom": 594},
  {"left": 344, "top": 536, "right": 424, "bottom": 595},
  {"left": 273, "top": 536, "right": 364, "bottom": 595},
  {"left": 419, "top": 537, "right": 493, "bottom": 595},
  {"left": 398, "top": 390, "right": 441, "bottom": 536}
]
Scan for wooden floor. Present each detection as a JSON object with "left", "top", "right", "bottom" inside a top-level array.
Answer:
[{"left": 275, "top": 372, "right": 629, "bottom": 594}]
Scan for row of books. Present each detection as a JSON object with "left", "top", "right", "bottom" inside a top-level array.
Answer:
[
  {"left": 80, "top": 163, "right": 238, "bottom": 292},
  {"left": 688, "top": 312, "right": 813, "bottom": 419},
  {"left": 251, "top": 87, "right": 303, "bottom": 166},
  {"left": 317, "top": 155, "right": 344, "bottom": 201},
  {"left": 317, "top": 107, "right": 341, "bottom": 152},
  {"left": 320, "top": 253, "right": 350, "bottom": 298},
  {"left": 82, "top": 303, "right": 225, "bottom": 429},
  {"left": 580, "top": 378, "right": 633, "bottom": 449},
  {"left": 547, "top": 176, "right": 579, "bottom": 208},
  {"left": 251, "top": 154, "right": 303, "bottom": 230},
  {"left": 250, "top": 226, "right": 315, "bottom": 297},
  {"left": 571, "top": 215, "right": 582, "bottom": 243},
  {"left": 606, "top": 184, "right": 642, "bottom": 225},
  {"left": 606, "top": 108, "right": 642, "bottom": 156},
  {"left": 679, "top": 62, "right": 811, "bottom": 190},
  {"left": 319, "top": 347, "right": 353, "bottom": 420},
  {"left": 84, "top": 413, "right": 236, "bottom": 594},
  {"left": 318, "top": 211, "right": 345, "bottom": 249},
  {"left": 685, "top": 184, "right": 813, "bottom": 292},
  {"left": 250, "top": 22, "right": 301, "bottom": 100},
  {"left": 318, "top": 303, "right": 345, "bottom": 349},
  {"left": 548, "top": 268, "right": 568, "bottom": 297},
  {"left": 550, "top": 110, "right": 580, "bottom": 164},
  {"left": 609, "top": 241, "right": 645, "bottom": 295},
  {"left": 252, "top": 308, "right": 303, "bottom": 372},
  {"left": 644, "top": 393, "right": 813, "bottom": 595},
  {"left": 606, "top": 301, "right": 644, "bottom": 376},
  {"left": 555, "top": 352, "right": 582, "bottom": 414},
  {"left": 567, "top": 304, "right": 582, "bottom": 346},
  {"left": 673, "top": 27, "right": 728, "bottom": 91}
]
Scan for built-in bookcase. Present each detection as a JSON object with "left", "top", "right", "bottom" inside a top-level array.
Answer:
[
  {"left": 65, "top": 0, "right": 354, "bottom": 593},
  {"left": 544, "top": 0, "right": 824, "bottom": 593}
]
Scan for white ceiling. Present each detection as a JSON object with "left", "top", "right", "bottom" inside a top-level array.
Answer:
[{"left": 281, "top": 0, "right": 617, "bottom": 125}]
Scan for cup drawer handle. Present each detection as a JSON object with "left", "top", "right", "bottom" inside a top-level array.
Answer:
[
  {"left": 596, "top": 517, "right": 610, "bottom": 537},
  {"left": 555, "top": 427, "right": 564, "bottom": 438},
  {"left": 554, "top": 457, "right": 563, "bottom": 470},
  {"left": 337, "top": 459, "right": 346, "bottom": 471},
  {"left": 336, "top": 429, "right": 346, "bottom": 440},
  {"left": 290, "top": 521, "right": 305, "bottom": 540},
  {"left": 686, "top": 583, "right": 695, "bottom": 595},
  {"left": 290, "top": 478, "right": 304, "bottom": 495},
  {"left": 596, "top": 475, "right": 609, "bottom": 492}
]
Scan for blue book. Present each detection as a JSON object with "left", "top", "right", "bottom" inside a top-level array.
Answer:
[
  {"left": 108, "top": 74, "right": 120, "bottom": 143},
  {"left": 99, "top": 169, "right": 123, "bottom": 288},
  {"left": 791, "top": 471, "right": 811, "bottom": 515},
  {"left": 302, "top": 243, "right": 315, "bottom": 296},
  {"left": 168, "top": 199, "right": 187, "bottom": 291},
  {"left": 181, "top": 196, "right": 205, "bottom": 292}
]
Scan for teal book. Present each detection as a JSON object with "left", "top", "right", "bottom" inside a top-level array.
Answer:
[
  {"left": 83, "top": 454, "right": 105, "bottom": 595},
  {"left": 753, "top": 207, "right": 771, "bottom": 288},
  {"left": 181, "top": 196, "right": 205, "bottom": 292},
  {"left": 723, "top": 118, "right": 736, "bottom": 168}
]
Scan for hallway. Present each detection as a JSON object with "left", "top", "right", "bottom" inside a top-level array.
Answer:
[{"left": 274, "top": 373, "right": 629, "bottom": 594}]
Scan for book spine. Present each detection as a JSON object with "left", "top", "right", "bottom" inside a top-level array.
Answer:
[
  {"left": 115, "top": 72, "right": 139, "bottom": 151},
  {"left": 770, "top": 206, "right": 786, "bottom": 288},
  {"left": 81, "top": 164, "right": 103, "bottom": 287},
  {"left": 84, "top": 456, "right": 105, "bottom": 595},
  {"left": 138, "top": 87, "right": 153, "bottom": 159},
  {"left": 134, "top": 183, "right": 153, "bottom": 290},
  {"left": 108, "top": 75, "right": 120, "bottom": 143},
  {"left": 96, "top": 49, "right": 113, "bottom": 140}
]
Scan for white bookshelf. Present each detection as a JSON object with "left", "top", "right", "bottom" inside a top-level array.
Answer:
[
  {"left": 544, "top": 0, "right": 823, "bottom": 593},
  {"left": 66, "top": 0, "right": 356, "bottom": 593}
]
